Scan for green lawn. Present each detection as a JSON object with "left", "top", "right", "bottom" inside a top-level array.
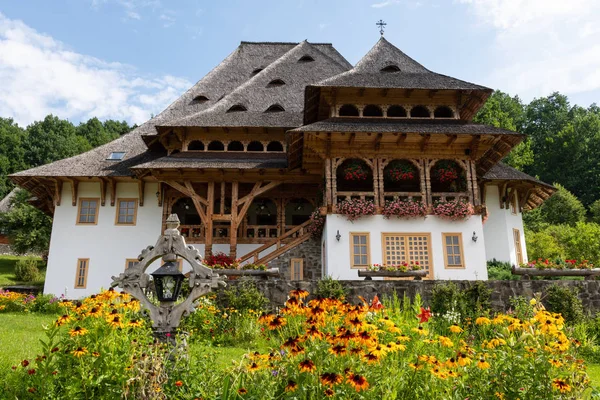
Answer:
[
  {"left": 0, "top": 313, "right": 56, "bottom": 370},
  {"left": 0, "top": 255, "right": 45, "bottom": 287}
]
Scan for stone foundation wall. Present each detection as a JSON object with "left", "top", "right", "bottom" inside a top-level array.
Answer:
[
  {"left": 219, "top": 279, "right": 600, "bottom": 314},
  {"left": 267, "top": 239, "right": 321, "bottom": 280}
]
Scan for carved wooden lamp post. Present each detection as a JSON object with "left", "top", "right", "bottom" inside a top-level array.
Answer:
[{"left": 111, "top": 214, "right": 224, "bottom": 341}]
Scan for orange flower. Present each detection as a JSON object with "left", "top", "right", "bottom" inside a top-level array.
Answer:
[
  {"left": 175, "top": 381, "right": 183, "bottom": 387},
  {"left": 347, "top": 372, "right": 369, "bottom": 392},
  {"left": 298, "top": 359, "right": 316, "bottom": 373},
  {"left": 285, "top": 380, "right": 298, "bottom": 392}
]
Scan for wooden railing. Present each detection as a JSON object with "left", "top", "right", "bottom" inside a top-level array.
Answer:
[
  {"left": 382, "top": 191, "right": 424, "bottom": 202},
  {"left": 244, "top": 225, "right": 279, "bottom": 239},
  {"left": 431, "top": 192, "right": 470, "bottom": 203},
  {"left": 238, "top": 219, "right": 313, "bottom": 264}
]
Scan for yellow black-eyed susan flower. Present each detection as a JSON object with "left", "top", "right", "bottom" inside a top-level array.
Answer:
[
  {"left": 285, "top": 380, "right": 298, "bottom": 392},
  {"left": 346, "top": 373, "right": 369, "bottom": 392},
  {"left": 298, "top": 359, "right": 316, "bottom": 373},
  {"left": 552, "top": 378, "right": 571, "bottom": 393},
  {"left": 68, "top": 326, "right": 88, "bottom": 337},
  {"left": 72, "top": 347, "right": 87, "bottom": 357}
]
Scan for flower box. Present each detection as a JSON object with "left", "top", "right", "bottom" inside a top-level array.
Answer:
[
  {"left": 336, "top": 198, "right": 376, "bottom": 221},
  {"left": 358, "top": 270, "right": 428, "bottom": 280},
  {"left": 511, "top": 265, "right": 600, "bottom": 280}
]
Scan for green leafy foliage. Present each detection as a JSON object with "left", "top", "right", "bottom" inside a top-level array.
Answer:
[
  {"left": 315, "top": 276, "right": 347, "bottom": 300},
  {"left": 14, "top": 257, "right": 41, "bottom": 282},
  {"left": 218, "top": 279, "right": 268, "bottom": 312},
  {"left": 543, "top": 285, "right": 584, "bottom": 324},
  {"left": 0, "top": 190, "right": 52, "bottom": 255},
  {"left": 524, "top": 184, "right": 586, "bottom": 229},
  {"left": 526, "top": 222, "right": 600, "bottom": 264},
  {"left": 487, "top": 259, "right": 518, "bottom": 280}
]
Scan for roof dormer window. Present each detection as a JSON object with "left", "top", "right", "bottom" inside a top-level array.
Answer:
[
  {"left": 265, "top": 104, "right": 285, "bottom": 113},
  {"left": 251, "top": 68, "right": 263, "bottom": 75},
  {"left": 227, "top": 104, "right": 247, "bottom": 113},
  {"left": 192, "top": 95, "right": 209, "bottom": 103},
  {"left": 107, "top": 152, "right": 126, "bottom": 160},
  {"left": 298, "top": 55, "right": 315, "bottom": 63},
  {"left": 380, "top": 64, "right": 400, "bottom": 73},
  {"left": 267, "top": 79, "right": 286, "bottom": 87}
]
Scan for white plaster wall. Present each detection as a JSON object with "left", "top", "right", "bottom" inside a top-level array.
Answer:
[
  {"left": 44, "top": 182, "right": 163, "bottom": 297},
  {"left": 323, "top": 214, "right": 487, "bottom": 281},
  {"left": 483, "top": 185, "right": 528, "bottom": 266}
]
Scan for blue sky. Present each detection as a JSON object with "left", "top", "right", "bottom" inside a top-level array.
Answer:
[{"left": 1, "top": 0, "right": 599, "bottom": 126}]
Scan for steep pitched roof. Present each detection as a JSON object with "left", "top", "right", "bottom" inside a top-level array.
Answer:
[
  {"left": 315, "top": 37, "right": 490, "bottom": 91},
  {"left": 483, "top": 162, "right": 555, "bottom": 189},
  {"left": 0, "top": 188, "right": 18, "bottom": 213},
  {"left": 159, "top": 41, "right": 351, "bottom": 129},
  {"left": 132, "top": 152, "right": 287, "bottom": 170},
  {"left": 11, "top": 42, "right": 350, "bottom": 178}
]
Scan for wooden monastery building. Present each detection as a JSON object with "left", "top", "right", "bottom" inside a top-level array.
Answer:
[{"left": 10, "top": 38, "right": 556, "bottom": 296}]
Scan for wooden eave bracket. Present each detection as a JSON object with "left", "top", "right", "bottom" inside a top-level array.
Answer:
[
  {"left": 374, "top": 133, "right": 383, "bottom": 150},
  {"left": 157, "top": 182, "right": 163, "bottom": 207},
  {"left": 396, "top": 133, "right": 407, "bottom": 145},
  {"left": 67, "top": 178, "right": 78, "bottom": 206},
  {"left": 99, "top": 178, "right": 107, "bottom": 206},
  {"left": 419, "top": 134, "right": 431, "bottom": 152},
  {"left": 50, "top": 178, "right": 62, "bottom": 207},
  {"left": 446, "top": 134, "right": 458, "bottom": 147},
  {"left": 138, "top": 180, "right": 145, "bottom": 207},
  {"left": 470, "top": 135, "right": 481, "bottom": 160},
  {"left": 109, "top": 179, "right": 116, "bottom": 206}
]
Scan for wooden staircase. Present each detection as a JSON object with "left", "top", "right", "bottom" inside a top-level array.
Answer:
[{"left": 238, "top": 219, "right": 313, "bottom": 266}]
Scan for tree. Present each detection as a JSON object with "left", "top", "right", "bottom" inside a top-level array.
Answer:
[
  {"left": 24, "top": 115, "right": 91, "bottom": 167},
  {"left": 0, "top": 118, "right": 27, "bottom": 198},
  {"left": 0, "top": 189, "right": 52, "bottom": 254},
  {"left": 103, "top": 119, "right": 134, "bottom": 137},
  {"left": 523, "top": 184, "right": 585, "bottom": 230}
]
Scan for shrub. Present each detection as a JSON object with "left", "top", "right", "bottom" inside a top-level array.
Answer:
[
  {"left": 430, "top": 281, "right": 491, "bottom": 325},
  {"left": 219, "top": 279, "right": 268, "bottom": 312},
  {"left": 14, "top": 257, "right": 40, "bottom": 282},
  {"left": 509, "top": 296, "right": 536, "bottom": 321},
  {"left": 543, "top": 284, "right": 584, "bottom": 324},
  {"left": 487, "top": 259, "right": 518, "bottom": 280},
  {"left": 315, "top": 276, "right": 347, "bottom": 300},
  {"left": 430, "top": 282, "right": 464, "bottom": 318}
]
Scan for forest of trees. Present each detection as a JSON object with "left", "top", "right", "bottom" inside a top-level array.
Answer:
[{"left": 1, "top": 91, "right": 600, "bottom": 263}]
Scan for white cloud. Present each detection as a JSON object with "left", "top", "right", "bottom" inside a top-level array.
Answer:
[
  {"left": 371, "top": 1, "right": 397, "bottom": 8},
  {"left": 126, "top": 10, "right": 141, "bottom": 20},
  {"left": 159, "top": 13, "right": 175, "bottom": 28},
  {"left": 458, "top": 0, "right": 600, "bottom": 100},
  {"left": 0, "top": 12, "right": 191, "bottom": 126}
]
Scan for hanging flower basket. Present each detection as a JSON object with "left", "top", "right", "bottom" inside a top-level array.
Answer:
[
  {"left": 336, "top": 198, "right": 376, "bottom": 221},
  {"left": 432, "top": 160, "right": 459, "bottom": 183},
  {"left": 342, "top": 161, "right": 369, "bottom": 181},
  {"left": 307, "top": 209, "right": 325, "bottom": 238},
  {"left": 385, "top": 161, "right": 417, "bottom": 182},
  {"left": 382, "top": 199, "right": 427, "bottom": 219},
  {"left": 432, "top": 200, "right": 474, "bottom": 221}
]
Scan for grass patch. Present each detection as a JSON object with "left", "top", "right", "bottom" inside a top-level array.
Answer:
[
  {"left": 588, "top": 363, "right": 600, "bottom": 388},
  {"left": 0, "top": 313, "right": 56, "bottom": 371},
  {"left": 0, "top": 255, "right": 45, "bottom": 287}
]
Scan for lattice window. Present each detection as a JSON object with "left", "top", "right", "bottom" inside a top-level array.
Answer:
[
  {"left": 125, "top": 259, "right": 137, "bottom": 270},
  {"left": 350, "top": 233, "right": 370, "bottom": 268},
  {"left": 77, "top": 198, "right": 99, "bottom": 224},
  {"left": 513, "top": 229, "right": 523, "bottom": 265},
  {"left": 443, "top": 233, "right": 464, "bottom": 269},
  {"left": 75, "top": 258, "right": 89, "bottom": 288},
  {"left": 382, "top": 233, "right": 432, "bottom": 278},
  {"left": 116, "top": 199, "right": 138, "bottom": 225}
]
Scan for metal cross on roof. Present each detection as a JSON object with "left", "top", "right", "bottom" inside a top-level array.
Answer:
[{"left": 376, "top": 19, "right": 387, "bottom": 36}]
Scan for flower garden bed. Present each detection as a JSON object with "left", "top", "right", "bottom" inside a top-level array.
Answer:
[
  {"left": 358, "top": 269, "right": 428, "bottom": 280},
  {"left": 512, "top": 265, "right": 600, "bottom": 280},
  {"left": 215, "top": 267, "right": 280, "bottom": 279}
]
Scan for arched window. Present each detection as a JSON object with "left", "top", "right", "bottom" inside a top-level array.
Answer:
[
  {"left": 336, "top": 159, "right": 374, "bottom": 192},
  {"left": 207, "top": 141, "right": 225, "bottom": 151},
  {"left": 383, "top": 160, "right": 420, "bottom": 193},
  {"left": 188, "top": 140, "right": 205, "bottom": 151},
  {"left": 339, "top": 104, "right": 359, "bottom": 117},
  {"left": 381, "top": 65, "right": 400, "bottom": 73},
  {"left": 434, "top": 106, "right": 454, "bottom": 118},
  {"left": 285, "top": 198, "right": 312, "bottom": 225},
  {"left": 227, "top": 104, "right": 247, "bottom": 113},
  {"left": 266, "top": 141, "right": 284, "bottom": 152},
  {"left": 247, "top": 141, "right": 264, "bottom": 152},
  {"left": 192, "top": 95, "right": 209, "bottom": 103},
  {"left": 410, "top": 105, "right": 431, "bottom": 118},
  {"left": 251, "top": 68, "right": 263, "bottom": 76},
  {"left": 267, "top": 79, "right": 285, "bottom": 87},
  {"left": 265, "top": 104, "right": 285, "bottom": 113},
  {"left": 363, "top": 104, "right": 383, "bottom": 117},
  {"left": 227, "top": 141, "right": 244, "bottom": 151},
  {"left": 430, "top": 160, "right": 467, "bottom": 193},
  {"left": 298, "top": 55, "right": 315, "bottom": 63},
  {"left": 387, "top": 105, "right": 407, "bottom": 118}
]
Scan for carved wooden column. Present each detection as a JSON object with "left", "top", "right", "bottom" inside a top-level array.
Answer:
[
  {"left": 378, "top": 158, "right": 386, "bottom": 206},
  {"left": 205, "top": 182, "right": 215, "bottom": 258},
  {"left": 418, "top": 159, "right": 427, "bottom": 200},
  {"left": 424, "top": 159, "right": 433, "bottom": 205},
  {"left": 277, "top": 198, "right": 285, "bottom": 237},
  {"left": 325, "top": 158, "right": 332, "bottom": 212},
  {"left": 229, "top": 181, "right": 238, "bottom": 259},
  {"left": 470, "top": 161, "right": 480, "bottom": 206},
  {"left": 462, "top": 160, "right": 474, "bottom": 204}
]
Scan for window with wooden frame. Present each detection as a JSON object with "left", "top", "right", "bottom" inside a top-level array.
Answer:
[
  {"left": 513, "top": 229, "right": 524, "bottom": 265},
  {"left": 77, "top": 198, "right": 99, "bottom": 225},
  {"left": 382, "top": 233, "right": 433, "bottom": 278},
  {"left": 290, "top": 258, "right": 304, "bottom": 280},
  {"left": 510, "top": 191, "right": 518, "bottom": 215},
  {"left": 74, "top": 258, "right": 89, "bottom": 288},
  {"left": 125, "top": 258, "right": 138, "bottom": 270},
  {"left": 116, "top": 199, "right": 138, "bottom": 225},
  {"left": 350, "top": 233, "right": 370, "bottom": 269},
  {"left": 442, "top": 233, "right": 465, "bottom": 269}
]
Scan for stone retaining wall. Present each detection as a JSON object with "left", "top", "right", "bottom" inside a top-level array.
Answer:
[
  {"left": 267, "top": 239, "right": 321, "bottom": 280},
  {"left": 219, "top": 279, "right": 600, "bottom": 314}
]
